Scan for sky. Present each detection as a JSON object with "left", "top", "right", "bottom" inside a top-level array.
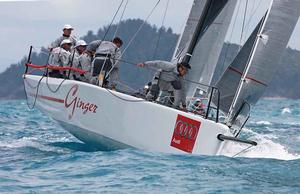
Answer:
[{"left": 0, "top": 0, "right": 300, "bottom": 73}]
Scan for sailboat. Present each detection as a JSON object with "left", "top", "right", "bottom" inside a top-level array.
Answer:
[{"left": 23, "top": 0, "right": 300, "bottom": 155}]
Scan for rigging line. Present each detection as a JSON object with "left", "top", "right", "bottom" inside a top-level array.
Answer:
[
  {"left": 239, "top": 0, "right": 249, "bottom": 49},
  {"left": 150, "top": 0, "right": 169, "bottom": 82},
  {"left": 98, "top": 0, "right": 124, "bottom": 48},
  {"left": 121, "top": 0, "right": 161, "bottom": 55},
  {"left": 107, "top": 57, "right": 215, "bottom": 88},
  {"left": 153, "top": 0, "right": 170, "bottom": 59},
  {"left": 113, "top": 0, "right": 129, "bottom": 38},
  {"left": 105, "top": 0, "right": 161, "bottom": 79},
  {"left": 232, "top": 144, "right": 254, "bottom": 157},
  {"left": 45, "top": 75, "right": 67, "bottom": 93},
  {"left": 114, "top": 80, "right": 140, "bottom": 93},
  {"left": 24, "top": 75, "right": 45, "bottom": 110},
  {"left": 24, "top": 75, "right": 43, "bottom": 89},
  {"left": 105, "top": 88, "right": 146, "bottom": 102}
]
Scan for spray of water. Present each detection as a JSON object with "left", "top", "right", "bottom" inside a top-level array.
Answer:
[{"left": 221, "top": 127, "right": 300, "bottom": 160}]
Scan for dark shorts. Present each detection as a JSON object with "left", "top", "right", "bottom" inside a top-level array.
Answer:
[
  {"left": 92, "top": 58, "right": 112, "bottom": 77},
  {"left": 49, "top": 70, "right": 67, "bottom": 79}
]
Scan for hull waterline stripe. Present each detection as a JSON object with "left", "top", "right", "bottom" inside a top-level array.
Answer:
[
  {"left": 229, "top": 66, "right": 267, "bottom": 86},
  {"left": 28, "top": 93, "right": 64, "bottom": 104}
]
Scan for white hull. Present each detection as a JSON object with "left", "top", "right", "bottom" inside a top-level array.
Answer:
[{"left": 24, "top": 75, "right": 232, "bottom": 155}]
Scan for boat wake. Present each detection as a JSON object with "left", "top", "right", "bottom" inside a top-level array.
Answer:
[{"left": 221, "top": 127, "right": 300, "bottom": 160}]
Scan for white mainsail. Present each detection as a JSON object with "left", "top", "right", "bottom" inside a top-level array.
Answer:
[
  {"left": 175, "top": 0, "right": 238, "bottom": 97},
  {"left": 215, "top": 0, "right": 300, "bottom": 124},
  {"left": 186, "top": 0, "right": 238, "bottom": 97},
  {"left": 173, "top": 0, "right": 207, "bottom": 60}
]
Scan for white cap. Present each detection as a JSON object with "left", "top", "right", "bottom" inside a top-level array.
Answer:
[
  {"left": 60, "top": 39, "right": 72, "bottom": 46},
  {"left": 75, "top": 40, "right": 87, "bottom": 47},
  {"left": 63, "top": 24, "right": 73, "bottom": 30}
]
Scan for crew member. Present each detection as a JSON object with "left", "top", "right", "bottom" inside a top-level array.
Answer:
[
  {"left": 72, "top": 40, "right": 92, "bottom": 82},
  {"left": 137, "top": 60, "right": 191, "bottom": 110},
  {"left": 87, "top": 37, "right": 123, "bottom": 88},
  {"left": 48, "top": 24, "right": 77, "bottom": 51},
  {"left": 48, "top": 39, "right": 72, "bottom": 78}
]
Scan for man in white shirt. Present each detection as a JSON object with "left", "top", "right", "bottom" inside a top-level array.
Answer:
[
  {"left": 48, "top": 39, "right": 72, "bottom": 78},
  {"left": 48, "top": 24, "right": 77, "bottom": 51}
]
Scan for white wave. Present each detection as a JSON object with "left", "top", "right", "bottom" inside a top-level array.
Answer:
[
  {"left": 221, "top": 131, "right": 300, "bottom": 161},
  {"left": 281, "top": 107, "right": 292, "bottom": 114},
  {"left": 256, "top": 120, "right": 272, "bottom": 125},
  {"left": 0, "top": 136, "right": 70, "bottom": 154},
  {"left": 0, "top": 137, "right": 37, "bottom": 148}
]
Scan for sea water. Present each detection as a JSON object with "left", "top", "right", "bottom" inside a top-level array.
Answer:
[{"left": 0, "top": 99, "right": 299, "bottom": 193}]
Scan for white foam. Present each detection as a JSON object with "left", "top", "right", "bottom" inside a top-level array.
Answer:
[
  {"left": 256, "top": 120, "right": 272, "bottom": 125},
  {"left": 0, "top": 136, "right": 70, "bottom": 154},
  {"left": 0, "top": 137, "right": 37, "bottom": 148},
  {"left": 281, "top": 107, "right": 292, "bottom": 114},
  {"left": 221, "top": 130, "right": 300, "bottom": 161}
]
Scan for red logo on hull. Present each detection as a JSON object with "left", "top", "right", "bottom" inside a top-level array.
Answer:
[{"left": 170, "top": 115, "right": 201, "bottom": 153}]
